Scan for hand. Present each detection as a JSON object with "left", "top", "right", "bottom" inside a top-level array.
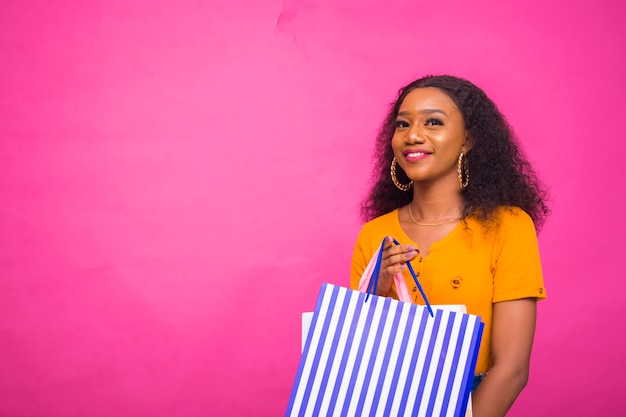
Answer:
[{"left": 375, "top": 236, "right": 419, "bottom": 296}]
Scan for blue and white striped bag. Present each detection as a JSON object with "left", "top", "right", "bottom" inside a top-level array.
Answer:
[
  {"left": 287, "top": 284, "right": 483, "bottom": 416},
  {"left": 286, "top": 239, "right": 484, "bottom": 416}
]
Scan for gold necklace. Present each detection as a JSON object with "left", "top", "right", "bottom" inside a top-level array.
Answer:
[{"left": 407, "top": 203, "right": 461, "bottom": 226}]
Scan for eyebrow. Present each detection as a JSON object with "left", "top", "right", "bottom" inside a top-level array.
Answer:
[{"left": 397, "top": 109, "right": 448, "bottom": 117}]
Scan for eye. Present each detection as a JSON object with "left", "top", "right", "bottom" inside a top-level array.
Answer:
[
  {"left": 425, "top": 117, "right": 444, "bottom": 126},
  {"left": 395, "top": 120, "right": 409, "bottom": 129}
]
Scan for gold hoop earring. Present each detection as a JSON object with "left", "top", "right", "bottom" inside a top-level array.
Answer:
[
  {"left": 457, "top": 153, "right": 469, "bottom": 190},
  {"left": 390, "top": 157, "right": 413, "bottom": 191}
]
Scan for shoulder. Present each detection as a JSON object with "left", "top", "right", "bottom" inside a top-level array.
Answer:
[
  {"left": 466, "top": 206, "right": 535, "bottom": 233},
  {"left": 481, "top": 207, "right": 540, "bottom": 254},
  {"left": 354, "top": 209, "right": 400, "bottom": 247},
  {"left": 360, "top": 209, "right": 400, "bottom": 234},
  {"left": 495, "top": 206, "right": 537, "bottom": 234},
  {"left": 351, "top": 210, "right": 400, "bottom": 272}
]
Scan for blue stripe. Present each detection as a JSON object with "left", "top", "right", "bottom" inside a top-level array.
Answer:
[
  {"left": 454, "top": 317, "right": 484, "bottom": 417},
  {"left": 369, "top": 300, "right": 404, "bottom": 414},
  {"left": 340, "top": 293, "right": 380, "bottom": 416},
  {"left": 325, "top": 290, "right": 367, "bottom": 412},
  {"left": 439, "top": 313, "right": 469, "bottom": 415},
  {"left": 310, "top": 287, "right": 353, "bottom": 416},
  {"left": 353, "top": 297, "right": 393, "bottom": 415},
  {"left": 383, "top": 302, "right": 420, "bottom": 416},
  {"left": 285, "top": 283, "right": 330, "bottom": 415},
  {"left": 297, "top": 284, "right": 341, "bottom": 417},
  {"left": 410, "top": 309, "right": 443, "bottom": 413},
  {"left": 397, "top": 306, "right": 432, "bottom": 413},
  {"left": 425, "top": 311, "right": 456, "bottom": 416}
]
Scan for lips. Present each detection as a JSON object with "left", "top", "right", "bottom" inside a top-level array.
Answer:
[{"left": 403, "top": 149, "right": 432, "bottom": 162}]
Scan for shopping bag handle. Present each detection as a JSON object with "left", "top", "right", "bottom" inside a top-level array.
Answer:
[{"left": 366, "top": 237, "right": 434, "bottom": 317}]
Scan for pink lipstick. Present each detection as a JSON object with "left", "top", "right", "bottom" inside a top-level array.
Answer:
[{"left": 403, "top": 149, "right": 432, "bottom": 162}]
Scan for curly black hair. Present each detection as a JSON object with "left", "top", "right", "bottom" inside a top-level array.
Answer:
[{"left": 361, "top": 75, "right": 550, "bottom": 231}]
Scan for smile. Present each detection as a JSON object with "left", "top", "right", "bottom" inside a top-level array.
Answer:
[{"left": 404, "top": 151, "right": 432, "bottom": 162}]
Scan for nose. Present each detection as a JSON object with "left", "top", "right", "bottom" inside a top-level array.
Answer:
[{"left": 407, "top": 125, "right": 425, "bottom": 143}]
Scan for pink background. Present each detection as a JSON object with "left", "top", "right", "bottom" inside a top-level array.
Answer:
[{"left": 1, "top": 0, "right": 625, "bottom": 416}]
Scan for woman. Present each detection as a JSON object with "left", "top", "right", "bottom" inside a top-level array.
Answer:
[{"left": 350, "top": 75, "right": 549, "bottom": 416}]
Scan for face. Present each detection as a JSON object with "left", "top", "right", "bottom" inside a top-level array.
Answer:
[{"left": 391, "top": 87, "right": 470, "bottom": 187}]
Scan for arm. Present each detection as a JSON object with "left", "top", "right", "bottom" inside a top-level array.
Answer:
[{"left": 471, "top": 298, "right": 537, "bottom": 417}]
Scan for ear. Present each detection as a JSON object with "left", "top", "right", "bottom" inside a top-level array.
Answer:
[{"left": 462, "top": 134, "right": 475, "bottom": 154}]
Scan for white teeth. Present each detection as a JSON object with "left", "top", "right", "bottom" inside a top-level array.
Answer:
[{"left": 407, "top": 152, "right": 425, "bottom": 157}]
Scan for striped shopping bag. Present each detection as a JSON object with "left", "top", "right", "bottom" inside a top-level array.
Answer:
[
  {"left": 286, "top": 238, "right": 483, "bottom": 417},
  {"left": 286, "top": 284, "right": 483, "bottom": 416}
]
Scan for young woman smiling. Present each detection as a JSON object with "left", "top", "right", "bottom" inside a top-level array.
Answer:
[{"left": 350, "top": 75, "right": 550, "bottom": 417}]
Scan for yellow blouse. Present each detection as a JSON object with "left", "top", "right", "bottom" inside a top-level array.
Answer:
[{"left": 350, "top": 206, "right": 546, "bottom": 374}]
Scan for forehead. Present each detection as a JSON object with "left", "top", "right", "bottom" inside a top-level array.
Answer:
[{"left": 399, "top": 87, "right": 460, "bottom": 113}]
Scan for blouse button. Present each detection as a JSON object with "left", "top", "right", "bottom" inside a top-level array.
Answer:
[
  {"left": 539, "top": 288, "right": 544, "bottom": 294},
  {"left": 451, "top": 277, "right": 462, "bottom": 288},
  {"left": 413, "top": 286, "right": 417, "bottom": 292},
  {"left": 418, "top": 257, "right": 423, "bottom": 263}
]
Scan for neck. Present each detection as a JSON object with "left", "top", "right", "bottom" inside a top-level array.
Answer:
[{"left": 410, "top": 180, "right": 464, "bottom": 221}]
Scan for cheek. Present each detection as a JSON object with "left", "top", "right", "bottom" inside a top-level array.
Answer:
[
  {"left": 432, "top": 134, "right": 463, "bottom": 150},
  {"left": 390, "top": 134, "right": 403, "bottom": 150}
]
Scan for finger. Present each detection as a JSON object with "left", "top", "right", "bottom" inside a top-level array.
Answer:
[
  {"left": 385, "top": 250, "right": 418, "bottom": 267},
  {"left": 384, "top": 263, "right": 406, "bottom": 276},
  {"left": 384, "top": 244, "right": 417, "bottom": 259},
  {"left": 383, "top": 245, "right": 404, "bottom": 259}
]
